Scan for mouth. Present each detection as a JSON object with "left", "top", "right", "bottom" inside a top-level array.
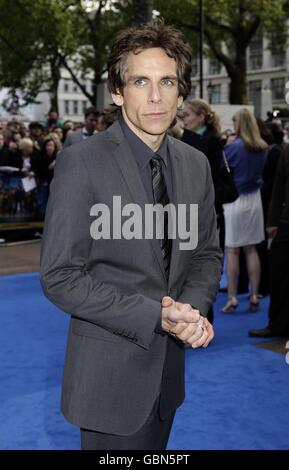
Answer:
[{"left": 144, "top": 112, "right": 167, "bottom": 119}]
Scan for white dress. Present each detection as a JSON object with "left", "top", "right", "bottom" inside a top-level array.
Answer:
[{"left": 223, "top": 189, "right": 265, "bottom": 247}]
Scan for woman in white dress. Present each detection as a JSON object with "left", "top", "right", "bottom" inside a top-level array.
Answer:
[{"left": 222, "top": 109, "right": 268, "bottom": 312}]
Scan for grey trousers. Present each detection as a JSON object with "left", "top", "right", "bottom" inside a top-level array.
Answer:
[{"left": 80, "top": 397, "right": 175, "bottom": 450}]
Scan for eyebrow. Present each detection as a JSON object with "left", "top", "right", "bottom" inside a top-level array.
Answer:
[{"left": 127, "top": 75, "right": 178, "bottom": 83}]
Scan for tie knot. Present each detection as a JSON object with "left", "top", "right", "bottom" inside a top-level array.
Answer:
[{"left": 150, "top": 155, "right": 162, "bottom": 169}]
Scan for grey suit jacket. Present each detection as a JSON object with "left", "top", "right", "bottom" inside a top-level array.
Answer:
[
  {"left": 40, "top": 120, "right": 222, "bottom": 435},
  {"left": 63, "top": 130, "right": 85, "bottom": 148}
]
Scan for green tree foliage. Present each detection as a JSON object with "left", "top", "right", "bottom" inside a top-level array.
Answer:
[{"left": 0, "top": 0, "right": 132, "bottom": 110}]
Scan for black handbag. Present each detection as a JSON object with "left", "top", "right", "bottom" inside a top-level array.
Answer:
[{"left": 215, "top": 152, "right": 239, "bottom": 205}]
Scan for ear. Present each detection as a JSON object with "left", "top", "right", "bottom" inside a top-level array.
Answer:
[
  {"left": 111, "top": 90, "right": 124, "bottom": 107},
  {"left": 177, "top": 95, "right": 184, "bottom": 108}
]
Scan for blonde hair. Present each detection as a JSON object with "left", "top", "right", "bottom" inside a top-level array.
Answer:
[
  {"left": 46, "top": 133, "right": 62, "bottom": 152},
  {"left": 234, "top": 108, "right": 268, "bottom": 152},
  {"left": 19, "top": 137, "right": 33, "bottom": 152},
  {"left": 185, "top": 99, "right": 221, "bottom": 135}
]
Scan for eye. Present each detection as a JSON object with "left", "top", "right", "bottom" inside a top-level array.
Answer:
[
  {"left": 161, "top": 79, "right": 175, "bottom": 86},
  {"left": 135, "top": 78, "right": 147, "bottom": 86}
]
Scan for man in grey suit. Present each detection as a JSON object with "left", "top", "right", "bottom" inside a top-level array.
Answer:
[
  {"left": 40, "top": 21, "right": 222, "bottom": 450},
  {"left": 63, "top": 106, "right": 99, "bottom": 148}
]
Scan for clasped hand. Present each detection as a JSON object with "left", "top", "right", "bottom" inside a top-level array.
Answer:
[{"left": 161, "top": 296, "right": 214, "bottom": 348}]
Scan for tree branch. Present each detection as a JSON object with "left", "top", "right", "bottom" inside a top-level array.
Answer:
[
  {"left": 58, "top": 54, "right": 94, "bottom": 104},
  {"left": 205, "top": 15, "right": 235, "bottom": 36},
  {"left": 204, "top": 28, "right": 237, "bottom": 77},
  {"left": 0, "top": 33, "right": 23, "bottom": 59}
]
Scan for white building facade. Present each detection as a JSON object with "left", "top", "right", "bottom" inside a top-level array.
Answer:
[{"left": 190, "top": 34, "right": 289, "bottom": 120}]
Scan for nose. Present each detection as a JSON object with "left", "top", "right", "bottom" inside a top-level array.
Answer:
[{"left": 148, "top": 83, "right": 162, "bottom": 104}]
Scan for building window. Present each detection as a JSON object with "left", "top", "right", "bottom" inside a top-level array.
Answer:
[
  {"left": 249, "top": 35, "right": 263, "bottom": 70},
  {"left": 188, "top": 86, "right": 196, "bottom": 99},
  {"left": 82, "top": 101, "right": 88, "bottom": 114},
  {"left": 269, "top": 31, "right": 286, "bottom": 68},
  {"left": 248, "top": 80, "right": 262, "bottom": 103},
  {"left": 210, "top": 84, "right": 221, "bottom": 104},
  {"left": 73, "top": 84, "right": 78, "bottom": 93},
  {"left": 271, "top": 77, "right": 285, "bottom": 101},
  {"left": 271, "top": 49, "right": 285, "bottom": 67},
  {"left": 191, "top": 58, "right": 198, "bottom": 77},
  {"left": 209, "top": 58, "right": 221, "bottom": 75},
  {"left": 64, "top": 100, "right": 70, "bottom": 115},
  {"left": 63, "top": 82, "right": 69, "bottom": 93},
  {"left": 73, "top": 100, "right": 79, "bottom": 115}
]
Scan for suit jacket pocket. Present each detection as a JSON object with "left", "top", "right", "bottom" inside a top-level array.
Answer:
[{"left": 71, "top": 317, "right": 122, "bottom": 343}]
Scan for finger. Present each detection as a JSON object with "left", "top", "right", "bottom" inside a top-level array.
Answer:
[
  {"left": 161, "top": 296, "right": 174, "bottom": 308},
  {"left": 170, "top": 307, "right": 200, "bottom": 324},
  {"left": 189, "top": 328, "right": 209, "bottom": 348},
  {"left": 177, "top": 315, "right": 204, "bottom": 340},
  {"left": 184, "top": 319, "right": 205, "bottom": 344},
  {"left": 175, "top": 302, "right": 192, "bottom": 311},
  {"left": 203, "top": 324, "right": 214, "bottom": 348},
  {"left": 203, "top": 318, "right": 214, "bottom": 336},
  {"left": 169, "top": 321, "right": 188, "bottom": 336},
  {"left": 179, "top": 322, "right": 203, "bottom": 342},
  {"left": 199, "top": 318, "right": 214, "bottom": 347}
]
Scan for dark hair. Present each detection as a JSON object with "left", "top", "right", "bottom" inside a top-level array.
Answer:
[
  {"left": 84, "top": 106, "right": 99, "bottom": 119},
  {"left": 29, "top": 121, "right": 44, "bottom": 131},
  {"left": 266, "top": 121, "right": 284, "bottom": 144},
  {"left": 107, "top": 19, "right": 192, "bottom": 99}
]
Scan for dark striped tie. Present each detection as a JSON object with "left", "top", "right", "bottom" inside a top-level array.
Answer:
[{"left": 150, "top": 156, "right": 172, "bottom": 280}]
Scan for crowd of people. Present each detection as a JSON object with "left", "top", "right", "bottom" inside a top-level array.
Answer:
[
  {"left": 1, "top": 99, "right": 288, "bottom": 338},
  {"left": 0, "top": 106, "right": 116, "bottom": 219}
]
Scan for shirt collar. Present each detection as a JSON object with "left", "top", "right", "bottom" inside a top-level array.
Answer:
[
  {"left": 82, "top": 128, "right": 95, "bottom": 137},
  {"left": 119, "top": 115, "right": 168, "bottom": 170}
]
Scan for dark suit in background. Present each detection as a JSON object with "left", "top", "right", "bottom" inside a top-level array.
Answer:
[{"left": 181, "top": 127, "right": 224, "bottom": 322}]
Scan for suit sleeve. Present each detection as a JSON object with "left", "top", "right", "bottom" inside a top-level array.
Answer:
[
  {"left": 177, "top": 157, "right": 223, "bottom": 315},
  {"left": 267, "top": 151, "right": 286, "bottom": 227},
  {"left": 40, "top": 147, "right": 162, "bottom": 350}
]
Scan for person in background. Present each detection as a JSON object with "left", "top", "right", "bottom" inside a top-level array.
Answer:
[
  {"left": 249, "top": 144, "right": 289, "bottom": 338},
  {"left": 178, "top": 99, "right": 224, "bottom": 323},
  {"left": 28, "top": 122, "right": 45, "bottom": 150},
  {"left": 63, "top": 107, "right": 99, "bottom": 148},
  {"left": 62, "top": 120, "right": 74, "bottom": 144},
  {"left": 31, "top": 136, "right": 59, "bottom": 218},
  {"left": 53, "top": 127, "right": 63, "bottom": 143},
  {"left": 222, "top": 109, "right": 268, "bottom": 313},
  {"left": 46, "top": 109, "right": 63, "bottom": 132},
  {"left": 181, "top": 99, "right": 224, "bottom": 246},
  {"left": 258, "top": 121, "right": 285, "bottom": 296},
  {"left": 283, "top": 123, "right": 289, "bottom": 144}
]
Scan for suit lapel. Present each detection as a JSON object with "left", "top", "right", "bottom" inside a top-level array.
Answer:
[
  {"left": 167, "top": 138, "right": 185, "bottom": 288},
  {"left": 107, "top": 122, "right": 167, "bottom": 282}
]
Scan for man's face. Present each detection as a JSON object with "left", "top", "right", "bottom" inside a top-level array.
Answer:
[
  {"left": 112, "top": 48, "right": 183, "bottom": 139},
  {"left": 85, "top": 114, "right": 98, "bottom": 133}
]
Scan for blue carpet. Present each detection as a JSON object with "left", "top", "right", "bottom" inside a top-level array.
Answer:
[{"left": 0, "top": 273, "right": 288, "bottom": 450}]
